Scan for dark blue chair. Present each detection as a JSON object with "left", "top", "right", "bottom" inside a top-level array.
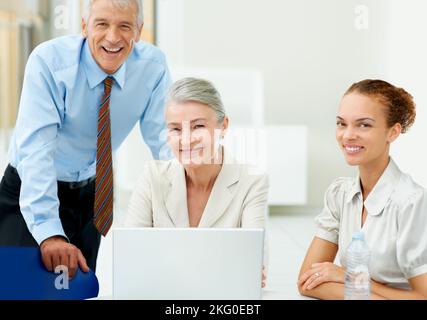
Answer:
[{"left": 0, "top": 247, "right": 99, "bottom": 300}]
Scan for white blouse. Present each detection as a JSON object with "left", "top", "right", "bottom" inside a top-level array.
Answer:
[{"left": 315, "top": 158, "right": 427, "bottom": 289}]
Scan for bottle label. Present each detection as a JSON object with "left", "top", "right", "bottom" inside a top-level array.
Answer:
[{"left": 354, "top": 272, "right": 370, "bottom": 289}]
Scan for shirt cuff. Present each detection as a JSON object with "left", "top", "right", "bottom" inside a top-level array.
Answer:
[
  {"left": 315, "top": 228, "right": 339, "bottom": 245},
  {"left": 406, "top": 264, "right": 427, "bottom": 279},
  {"left": 31, "top": 218, "right": 69, "bottom": 245}
]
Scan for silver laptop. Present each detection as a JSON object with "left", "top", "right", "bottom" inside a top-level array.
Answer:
[{"left": 113, "top": 228, "right": 264, "bottom": 300}]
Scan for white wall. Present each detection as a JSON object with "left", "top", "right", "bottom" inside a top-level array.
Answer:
[
  {"left": 385, "top": 0, "right": 427, "bottom": 188},
  {"left": 158, "top": 0, "right": 395, "bottom": 208},
  {"left": 5, "top": 0, "right": 426, "bottom": 208}
]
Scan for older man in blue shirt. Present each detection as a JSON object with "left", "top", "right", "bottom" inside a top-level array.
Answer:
[{"left": 0, "top": 0, "right": 171, "bottom": 277}]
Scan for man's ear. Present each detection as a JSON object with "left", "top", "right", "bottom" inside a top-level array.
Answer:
[
  {"left": 388, "top": 123, "right": 401, "bottom": 143},
  {"left": 82, "top": 18, "right": 88, "bottom": 37},
  {"left": 135, "top": 23, "right": 144, "bottom": 42}
]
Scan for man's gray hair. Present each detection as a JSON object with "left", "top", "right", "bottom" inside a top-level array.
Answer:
[
  {"left": 83, "top": 0, "right": 144, "bottom": 27},
  {"left": 167, "top": 77, "right": 227, "bottom": 123}
]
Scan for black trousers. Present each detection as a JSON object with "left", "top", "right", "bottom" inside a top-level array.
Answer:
[{"left": 0, "top": 164, "right": 101, "bottom": 271}]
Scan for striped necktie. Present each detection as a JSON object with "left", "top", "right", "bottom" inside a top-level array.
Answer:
[{"left": 93, "top": 77, "right": 114, "bottom": 236}]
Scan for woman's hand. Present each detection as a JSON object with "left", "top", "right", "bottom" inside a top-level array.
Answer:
[{"left": 298, "top": 262, "right": 345, "bottom": 291}]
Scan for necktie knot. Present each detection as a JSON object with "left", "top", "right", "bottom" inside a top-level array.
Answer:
[{"left": 104, "top": 77, "right": 114, "bottom": 95}]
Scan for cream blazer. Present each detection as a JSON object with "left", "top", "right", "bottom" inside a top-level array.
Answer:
[{"left": 124, "top": 156, "right": 269, "bottom": 229}]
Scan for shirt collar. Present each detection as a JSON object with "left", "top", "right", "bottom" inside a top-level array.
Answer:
[
  {"left": 81, "top": 39, "right": 126, "bottom": 90},
  {"left": 346, "top": 157, "right": 402, "bottom": 216},
  {"left": 346, "top": 173, "right": 363, "bottom": 204}
]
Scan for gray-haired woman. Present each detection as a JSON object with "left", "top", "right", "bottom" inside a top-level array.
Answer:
[{"left": 124, "top": 77, "right": 269, "bottom": 287}]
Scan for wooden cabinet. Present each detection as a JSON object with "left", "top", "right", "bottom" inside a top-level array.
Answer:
[
  {"left": 140, "top": 0, "right": 156, "bottom": 44},
  {"left": 0, "top": 10, "right": 19, "bottom": 129}
]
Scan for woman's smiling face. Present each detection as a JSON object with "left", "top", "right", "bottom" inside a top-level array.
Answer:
[
  {"left": 166, "top": 101, "right": 227, "bottom": 167},
  {"left": 336, "top": 92, "right": 400, "bottom": 167}
]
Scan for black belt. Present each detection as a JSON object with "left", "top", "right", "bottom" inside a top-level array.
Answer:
[
  {"left": 59, "top": 176, "right": 96, "bottom": 189},
  {"left": 6, "top": 164, "right": 95, "bottom": 190}
]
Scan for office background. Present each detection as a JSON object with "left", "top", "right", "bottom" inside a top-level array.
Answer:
[{"left": 1, "top": 0, "right": 426, "bottom": 296}]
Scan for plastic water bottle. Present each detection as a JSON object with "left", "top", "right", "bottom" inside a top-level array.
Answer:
[{"left": 344, "top": 231, "right": 371, "bottom": 300}]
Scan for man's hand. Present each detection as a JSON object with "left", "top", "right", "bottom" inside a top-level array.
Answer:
[{"left": 40, "top": 236, "right": 90, "bottom": 278}]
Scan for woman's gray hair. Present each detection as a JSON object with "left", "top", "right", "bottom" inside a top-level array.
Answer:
[
  {"left": 166, "top": 77, "right": 227, "bottom": 123},
  {"left": 83, "top": 0, "right": 144, "bottom": 28}
]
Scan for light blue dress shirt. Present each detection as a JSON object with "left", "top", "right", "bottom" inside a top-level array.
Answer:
[{"left": 8, "top": 35, "right": 171, "bottom": 245}]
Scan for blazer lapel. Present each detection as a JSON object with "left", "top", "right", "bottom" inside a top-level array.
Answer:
[
  {"left": 164, "top": 160, "right": 190, "bottom": 227},
  {"left": 198, "top": 163, "right": 241, "bottom": 227}
]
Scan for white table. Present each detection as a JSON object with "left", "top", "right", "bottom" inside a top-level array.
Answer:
[
  {"left": 93, "top": 287, "right": 313, "bottom": 300},
  {"left": 262, "top": 287, "right": 313, "bottom": 300}
]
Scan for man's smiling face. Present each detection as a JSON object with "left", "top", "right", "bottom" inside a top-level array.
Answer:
[{"left": 82, "top": 0, "right": 143, "bottom": 74}]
